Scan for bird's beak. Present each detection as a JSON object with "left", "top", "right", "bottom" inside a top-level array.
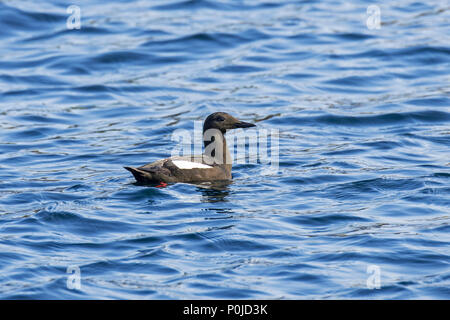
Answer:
[{"left": 233, "top": 120, "right": 256, "bottom": 129}]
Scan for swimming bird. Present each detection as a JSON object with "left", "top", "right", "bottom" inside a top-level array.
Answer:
[{"left": 124, "top": 112, "right": 256, "bottom": 184}]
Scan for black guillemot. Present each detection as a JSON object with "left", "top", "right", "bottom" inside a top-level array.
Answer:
[{"left": 124, "top": 112, "right": 256, "bottom": 184}]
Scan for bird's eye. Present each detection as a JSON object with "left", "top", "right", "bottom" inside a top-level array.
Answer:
[{"left": 216, "top": 116, "right": 225, "bottom": 122}]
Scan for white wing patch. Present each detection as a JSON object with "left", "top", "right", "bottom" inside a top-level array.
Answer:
[{"left": 172, "top": 160, "right": 213, "bottom": 169}]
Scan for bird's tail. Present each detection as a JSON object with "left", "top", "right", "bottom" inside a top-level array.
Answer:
[{"left": 124, "top": 166, "right": 152, "bottom": 183}]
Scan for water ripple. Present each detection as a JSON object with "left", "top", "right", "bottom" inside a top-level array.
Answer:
[{"left": 0, "top": 0, "right": 449, "bottom": 299}]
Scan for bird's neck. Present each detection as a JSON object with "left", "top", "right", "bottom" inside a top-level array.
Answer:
[{"left": 203, "top": 129, "right": 232, "bottom": 166}]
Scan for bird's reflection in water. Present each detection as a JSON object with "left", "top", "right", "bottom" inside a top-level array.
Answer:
[
  {"left": 194, "top": 180, "right": 232, "bottom": 204},
  {"left": 196, "top": 180, "right": 235, "bottom": 217}
]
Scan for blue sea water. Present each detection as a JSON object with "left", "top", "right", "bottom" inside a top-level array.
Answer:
[{"left": 0, "top": 0, "right": 449, "bottom": 299}]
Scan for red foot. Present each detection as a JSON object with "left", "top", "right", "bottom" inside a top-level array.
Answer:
[{"left": 155, "top": 182, "right": 168, "bottom": 188}]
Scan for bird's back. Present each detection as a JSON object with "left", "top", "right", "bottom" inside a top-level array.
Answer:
[{"left": 124, "top": 155, "right": 231, "bottom": 184}]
